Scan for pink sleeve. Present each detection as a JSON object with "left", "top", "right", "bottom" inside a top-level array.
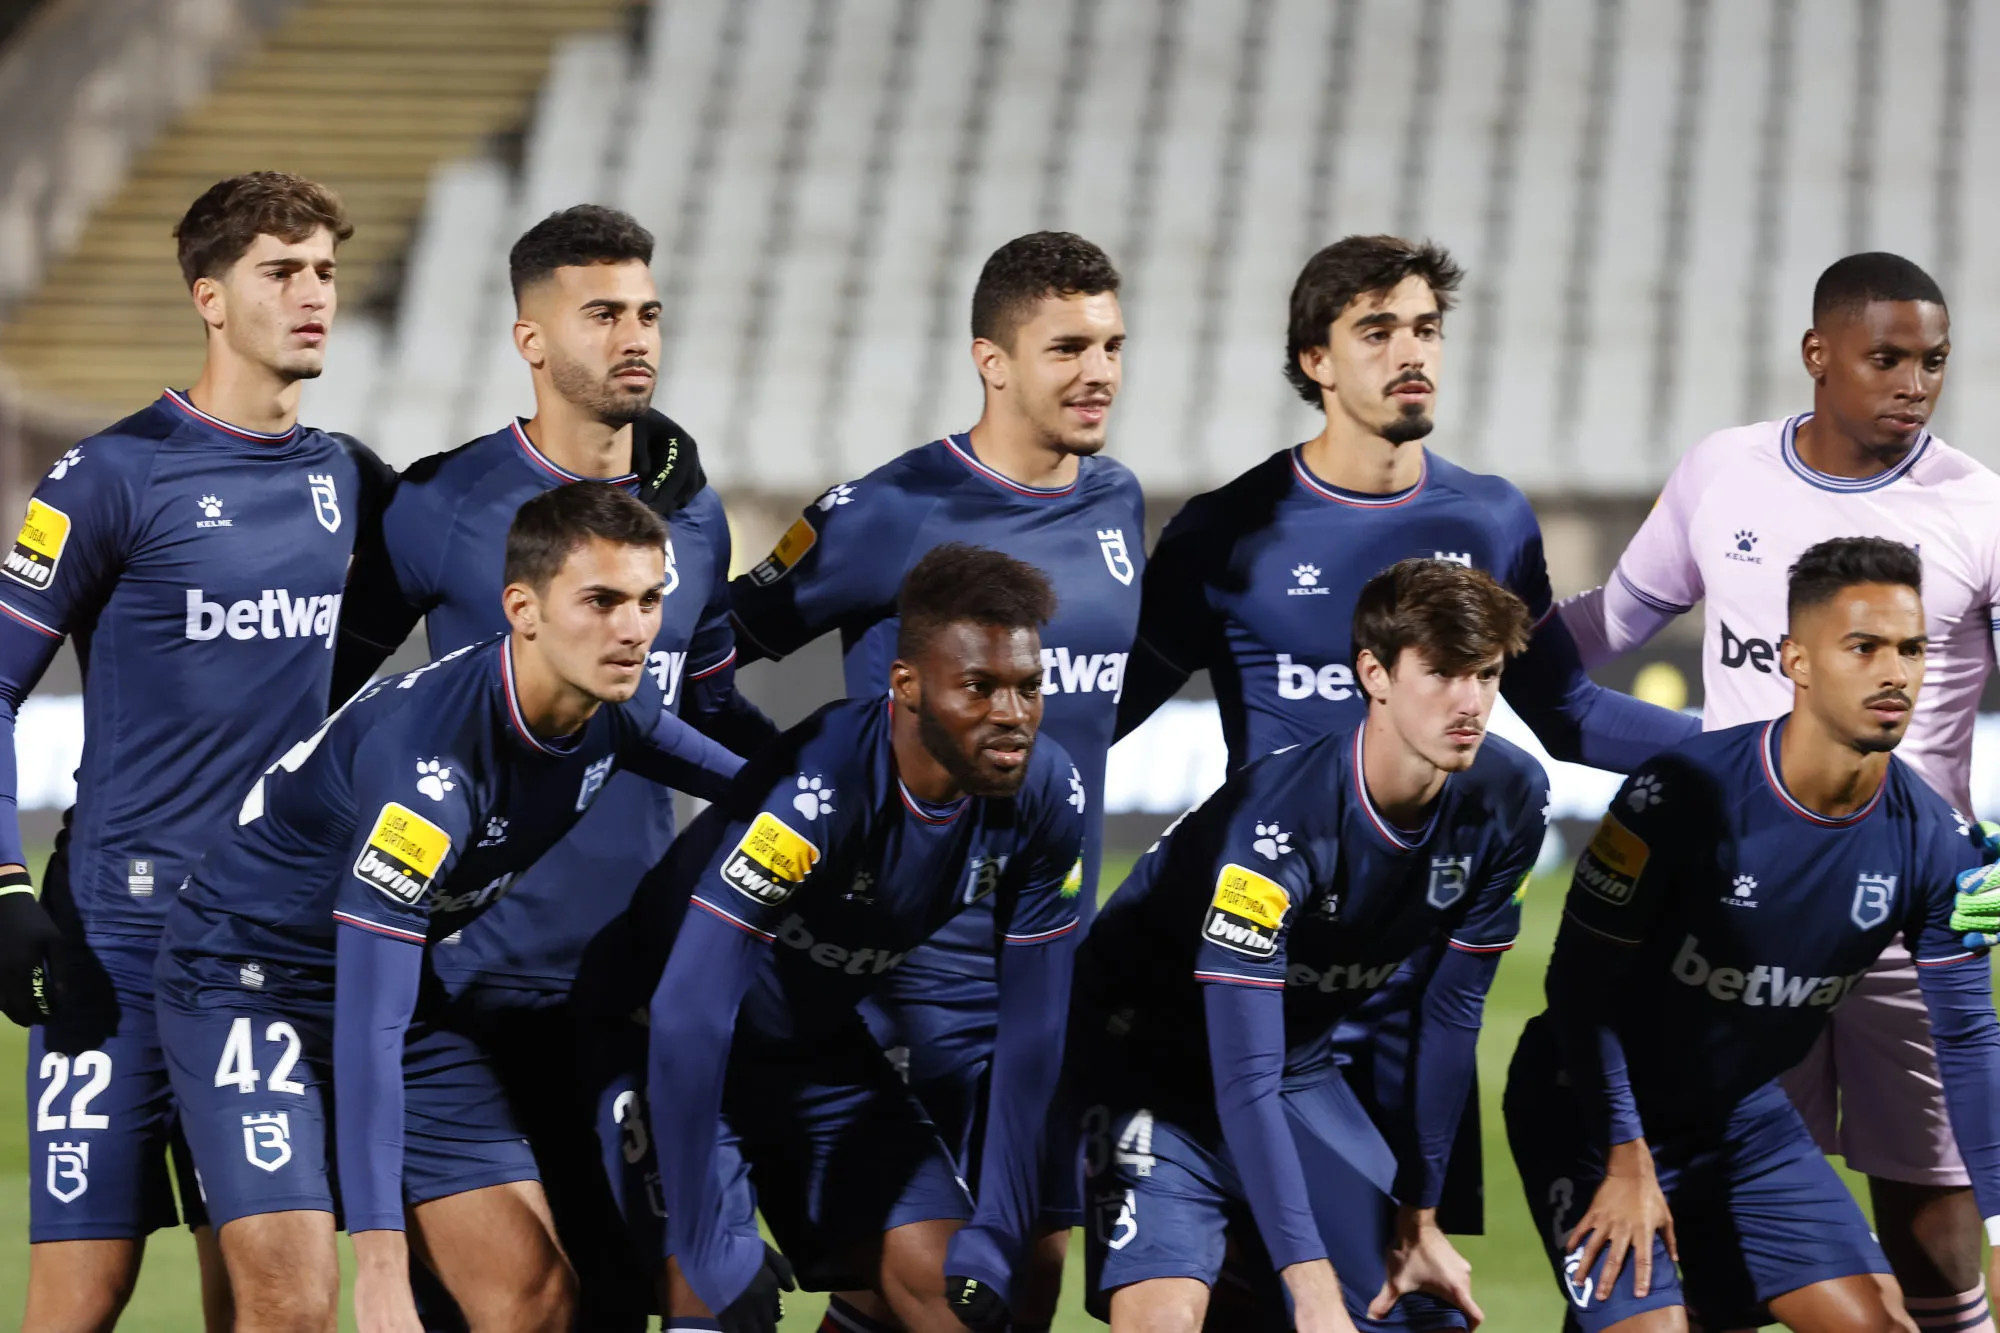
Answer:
[
  {"left": 1608, "top": 443, "right": 1713, "bottom": 615},
  {"left": 1558, "top": 583, "right": 1681, "bottom": 668}
]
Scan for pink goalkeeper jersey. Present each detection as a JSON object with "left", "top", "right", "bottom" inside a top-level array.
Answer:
[{"left": 1613, "top": 415, "right": 2000, "bottom": 812}]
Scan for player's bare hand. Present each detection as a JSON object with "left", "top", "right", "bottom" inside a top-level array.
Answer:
[
  {"left": 1566, "top": 1139, "right": 1677, "bottom": 1300},
  {"left": 1280, "top": 1258, "right": 1361, "bottom": 1333},
  {"left": 352, "top": 1232, "right": 424, "bottom": 1333},
  {"left": 1370, "top": 1207, "right": 1483, "bottom": 1328}
]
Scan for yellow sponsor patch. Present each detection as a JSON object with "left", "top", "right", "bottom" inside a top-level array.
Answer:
[
  {"left": 1575, "top": 815, "right": 1650, "bottom": 906},
  {"left": 1512, "top": 871, "right": 1532, "bottom": 905},
  {"left": 1060, "top": 859, "right": 1083, "bottom": 898},
  {"left": 4, "top": 499, "right": 70, "bottom": 591},
  {"left": 1203, "top": 863, "right": 1291, "bottom": 958},
  {"left": 352, "top": 802, "right": 452, "bottom": 905},
  {"left": 747, "top": 517, "right": 818, "bottom": 587},
  {"left": 720, "top": 811, "right": 820, "bottom": 907}
]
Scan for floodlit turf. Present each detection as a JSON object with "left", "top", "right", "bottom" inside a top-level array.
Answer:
[{"left": 0, "top": 856, "right": 1892, "bottom": 1330}]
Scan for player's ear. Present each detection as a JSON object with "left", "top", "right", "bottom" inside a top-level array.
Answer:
[
  {"left": 191, "top": 276, "right": 226, "bottom": 335},
  {"left": 971, "top": 337, "right": 1008, "bottom": 393},
  {"left": 1778, "top": 633, "right": 1806, "bottom": 687},
  {"left": 513, "top": 317, "right": 544, "bottom": 369},
  {"left": 501, "top": 581, "right": 538, "bottom": 637},
  {"left": 1356, "top": 648, "right": 1390, "bottom": 706},
  {"left": 1299, "top": 343, "right": 1335, "bottom": 397},
  {"left": 1800, "top": 328, "right": 1827, "bottom": 384},
  {"left": 889, "top": 658, "right": 920, "bottom": 709}
]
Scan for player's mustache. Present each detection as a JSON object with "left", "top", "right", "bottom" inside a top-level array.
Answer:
[
  {"left": 1385, "top": 370, "right": 1433, "bottom": 396},
  {"left": 1864, "top": 689, "right": 1913, "bottom": 710},
  {"left": 973, "top": 726, "right": 1034, "bottom": 752},
  {"left": 609, "top": 358, "right": 656, "bottom": 379}
]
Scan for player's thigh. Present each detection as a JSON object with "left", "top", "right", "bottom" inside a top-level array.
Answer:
[
  {"left": 157, "top": 997, "right": 335, "bottom": 1231},
  {"left": 1109, "top": 1277, "right": 1211, "bottom": 1333},
  {"left": 410, "top": 1179, "right": 574, "bottom": 1329},
  {"left": 214, "top": 1209, "right": 339, "bottom": 1328},
  {"left": 22, "top": 1237, "right": 143, "bottom": 1331},
  {"left": 1079, "top": 1101, "right": 1234, "bottom": 1324},
  {"left": 1708, "top": 1125, "right": 1892, "bottom": 1321},
  {"left": 1764, "top": 1273, "right": 1905, "bottom": 1333},
  {"left": 401, "top": 1015, "right": 544, "bottom": 1213},
  {"left": 872, "top": 1215, "right": 960, "bottom": 1321},
  {"left": 27, "top": 950, "right": 184, "bottom": 1246},
  {"left": 1824, "top": 941, "right": 1967, "bottom": 1187}
]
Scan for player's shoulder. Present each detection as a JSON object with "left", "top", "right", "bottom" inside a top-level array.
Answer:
[
  {"left": 1627, "top": 721, "right": 1766, "bottom": 814},
  {"left": 354, "top": 637, "right": 503, "bottom": 736},
  {"left": 1424, "top": 451, "right": 1539, "bottom": 534},
  {"left": 737, "top": 697, "right": 882, "bottom": 798},
  {"left": 1023, "top": 731, "right": 1083, "bottom": 808},
  {"left": 1164, "top": 448, "right": 1296, "bottom": 536},
  {"left": 1467, "top": 730, "right": 1549, "bottom": 795},
  {"left": 394, "top": 423, "right": 522, "bottom": 495},
  {"left": 1909, "top": 434, "right": 2000, "bottom": 503},
  {"left": 57, "top": 399, "right": 184, "bottom": 481},
  {"left": 1668, "top": 418, "right": 1789, "bottom": 488},
  {"left": 1885, "top": 757, "right": 1973, "bottom": 839},
  {"left": 1078, "top": 452, "right": 1144, "bottom": 501}
]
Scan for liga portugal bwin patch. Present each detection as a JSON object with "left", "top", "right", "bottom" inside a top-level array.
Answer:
[
  {"left": 1204, "top": 863, "right": 1290, "bottom": 959},
  {"left": 352, "top": 802, "right": 452, "bottom": 905},
  {"left": 4, "top": 498, "right": 69, "bottom": 591},
  {"left": 720, "top": 811, "right": 820, "bottom": 907}
]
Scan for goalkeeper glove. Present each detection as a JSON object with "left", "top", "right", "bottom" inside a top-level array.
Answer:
[
  {"left": 716, "top": 1244, "right": 795, "bottom": 1333},
  {"left": 0, "top": 875, "right": 62, "bottom": 1026},
  {"left": 945, "top": 1274, "right": 1010, "bottom": 1332},
  {"left": 1953, "top": 860, "right": 2000, "bottom": 949}
]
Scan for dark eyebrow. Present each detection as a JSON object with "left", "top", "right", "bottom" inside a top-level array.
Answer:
[{"left": 1352, "top": 309, "right": 1441, "bottom": 330}]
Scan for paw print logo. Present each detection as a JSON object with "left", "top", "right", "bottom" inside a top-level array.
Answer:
[
  {"left": 198, "top": 495, "right": 224, "bottom": 518},
  {"left": 479, "top": 817, "right": 509, "bottom": 846},
  {"left": 815, "top": 484, "right": 856, "bottom": 512},
  {"left": 1292, "top": 564, "right": 1320, "bottom": 587},
  {"left": 793, "top": 775, "right": 835, "bottom": 821},
  {"left": 1252, "top": 822, "right": 1294, "bottom": 861},
  {"left": 415, "top": 760, "right": 455, "bottom": 802},
  {"left": 1625, "top": 773, "right": 1663, "bottom": 813},
  {"left": 1734, "top": 530, "right": 1756, "bottom": 552},
  {"left": 1732, "top": 874, "right": 1758, "bottom": 898},
  {"left": 1068, "top": 766, "right": 1087, "bottom": 813},
  {"left": 48, "top": 448, "right": 83, "bottom": 480}
]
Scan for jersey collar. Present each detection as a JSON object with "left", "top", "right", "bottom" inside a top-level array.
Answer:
[
  {"left": 1352, "top": 724, "right": 1445, "bottom": 849},
  {"left": 501, "top": 640, "right": 583, "bottom": 756},
  {"left": 1758, "top": 717, "right": 1885, "bottom": 827},
  {"left": 1289, "top": 445, "right": 1427, "bottom": 507},
  {"left": 510, "top": 419, "right": 640, "bottom": 487},
  {"left": 1779, "top": 414, "right": 1929, "bottom": 494},
  {"left": 898, "top": 780, "right": 969, "bottom": 824},
  {"left": 162, "top": 389, "right": 300, "bottom": 444},
  {"left": 942, "top": 434, "right": 1079, "bottom": 498}
]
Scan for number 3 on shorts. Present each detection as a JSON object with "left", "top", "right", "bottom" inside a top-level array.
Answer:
[{"left": 213, "top": 1017, "right": 307, "bottom": 1095}]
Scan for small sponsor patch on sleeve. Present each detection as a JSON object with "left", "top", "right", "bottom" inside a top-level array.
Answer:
[
  {"left": 1202, "top": 862, "right": 1290, "bottom": 959},
  {"left": 719, "top": 811, "right": 820, "bottom": 907},
  {"left": 1060, "top": 859, "right": 1083, "bottom": 898},
  {"left": 1575, "top": 815, "right": 1650, "bottom": 906},
  {"left": 748, "top": 517, "right": 818, "bottom": 586},
  {"left": 4, "top": 499, "right": 71, "bottom": 591},
  {"left": 352, "top": 802, "right": 452, "bottom": 905}
]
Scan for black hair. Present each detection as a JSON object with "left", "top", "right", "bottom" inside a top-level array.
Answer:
[
  {"left": 1786, "top": 537, "right": 1923, "bottom": 623},
  {"left": 1811, "top": 252, "right": 1947, "bottom": 326},
  {"left": 1351, "top": 559, "right": 1531, "bottom": 679},
  {"left": 970, "top": 232, "right": 1121, "bottom": 351},
  {"left": 509, "top": 205, "right": 655, "bottom": 304},
  {"left": 504, "top": 481, "right": 667, "bottom": 592},
  {"left": 174, "top": 172, "right": 352, "bottom": 288},
  {"left": 1285, "top": 235, "right": 1463, "bottom": 405},
  {"left": 895, "top": 543, "right": 1058, "bottom": 659}
]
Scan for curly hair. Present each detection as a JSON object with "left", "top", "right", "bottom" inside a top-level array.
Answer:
[
  {"left": 509, "top": 205, "right": 656, "bottom": 303},
  {"left": 970, "top": 232, "right": 1121, "bottom": 351},
  {"left": 896, "top": 543, "right": 1058, "bottom": 659}
]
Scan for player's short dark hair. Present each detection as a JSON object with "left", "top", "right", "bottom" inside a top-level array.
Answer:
[
  {"left": 970, "top": 232, "right": 1121, "bottom": 351},
  {"left": 173, "top": 172, "right": 352, "bottom": 288},
  {"left": 1786, "top": 537, "right": 1923, "bottom": 623},
  {"left": 1351, "top": 559, "right": 1531, "bottom": 680},
  {"left": 1286, "top": 235, "right": 1463, "bottom": 405},
  {"left": 509, "top": 205, "right": 655, "bottom": 304},
  {"left": 1812, "top": 252, "right": 1947, "bottom": 325},
  {"left": 895, "top": 543, "right": 1058, "bottom": 660},
  {"left": 504, "top": 481, "right": 667, "bottom": 592}
]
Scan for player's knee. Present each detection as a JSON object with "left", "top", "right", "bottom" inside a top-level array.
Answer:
[
  {"left": 23, "top": 1241, "right": 142, "bottom": 1333},
  {"left": 460, "top": 1253, "right": 574, "bottom": 1333},
  {"left": 1108, "top": 1278, "right": 1208, "bottom": 1333}
]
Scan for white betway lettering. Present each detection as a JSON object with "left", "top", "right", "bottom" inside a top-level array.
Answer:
[
  {"left": 1040, "top": 647, "right": 1128, "bottom": 700},
  {"left": 774, "top": 914, "right": 907, "bottom": 975},
  {"left": 185, "top": 589, "right": 342, "bottom": 648},
  {"left": 1276, "top": 653, "right": 1354, "bottom": 702},
  {"left": 1286, "top": 960, "right": 1399, "bottom": 993},
  {"left": 1669, "top": 935, "right": 1864, "bottom": 1009}
]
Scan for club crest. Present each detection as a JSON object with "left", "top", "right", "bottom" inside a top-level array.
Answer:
[{"left": 1097, "top": 528, "right": 1135, "bottom": 585}]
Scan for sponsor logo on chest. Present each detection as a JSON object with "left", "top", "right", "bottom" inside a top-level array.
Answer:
[
  {"left": 185, "top": 589, "right": 342, "bottom": 647},
  {"left": 1669, "top": 935, "right": 1866, "bottom": 1008},
  {"left": 1041, "top": 647, "right": 1128, "bottom": 697}
]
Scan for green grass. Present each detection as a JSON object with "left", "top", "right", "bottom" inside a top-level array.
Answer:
[{"left": 0, "top": 859, "right": 1884, "bottom": 1330}]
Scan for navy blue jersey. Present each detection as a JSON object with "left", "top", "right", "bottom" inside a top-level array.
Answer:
[
  {"left": 0, "top": 390, "right": 383, "bottom": 940},
  {"left": 729, "top": 434, "right": 1144, "bottom": 960},
  {"left": 1125, "top": 446, "right": 1549, "bottom": 767},
  {"left": 1552, "top": 718, "right": 1987, "bottom": 1137},
  {"left": 336, "top": 419, "right": 748, "bottom": 989},
  {"left": 157, "top": 635, "right": 736, "bottom": 1007},
  {"left": 1077, "top": 722, "right": 1546, "bottom": 1098}
]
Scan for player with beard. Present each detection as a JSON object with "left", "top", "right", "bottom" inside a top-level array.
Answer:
[
  {"left": 1553, "top": 253, "right": 2000, "bottom": 1330},
  {"left": 0, "top": 173, "right": 389, "bottom": 1332},
  {"left": 334, "top": 204, "right": 772, "bottom": 1328},
  {"left": 580, "top": 545, "right": 1086, "bottom": 1333},
  {"left": 728, "top": 231, "right": 1141, "bottom": 1330},
  {"left": 1111, "top": 235, "right": 1695, "bottom": 1251}
]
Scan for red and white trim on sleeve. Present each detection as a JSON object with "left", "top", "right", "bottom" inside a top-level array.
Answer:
[
  {"left": 332, "top": 910, "right": 426, "bottom": 944},
  {"left": 689, "top": 648, "right": 737, "bottom": 681},
  {"left": 0, "top": 599, "right": 61, "bottom": 639},
  {"left": 1916, "top": 950, "right": 1981, "bottom": 968},
  {"left": 1003, "top": 919, "right": 1078, "bottom": 945},
  {"left": 691, "top": 895, "right": 776, "bottom": 942},
  {"left": 1448, "top": 936, "right": 1516, "bottom": 954},
  {"left": 1193, "top": 968, "right": 1285, "bottom": 989}
]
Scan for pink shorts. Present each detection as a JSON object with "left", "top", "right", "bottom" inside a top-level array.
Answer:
[{"left": 1779, "top": 935, "right": 1969, "bottom": 1187}]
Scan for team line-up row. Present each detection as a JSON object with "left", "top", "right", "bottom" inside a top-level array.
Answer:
[{"left": 7, "top": 172, "right": 2000, "bottom": 1333}]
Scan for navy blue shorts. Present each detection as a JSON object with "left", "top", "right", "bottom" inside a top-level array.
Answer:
[
  {"left": 596, "top": 1017, "right": 972, "bottom": 1292},
  {"left": 1076, "top": 1065, "right": 1467, "bottom": 1331},
  {"left": 28, "top": 936, "right": 205, "bottom": 1242},
  {"left": 1505, "top": 1018, "right": 1888, "bottom": 1331},
  {"left": 158, "top": 989, "right": 539, "bottom": 1229},
  {"left": 862, "top": 954, "right": 1083, "bottom": 1227}
]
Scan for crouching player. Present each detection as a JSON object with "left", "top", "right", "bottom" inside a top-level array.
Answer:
[
  {"left": 1072, "top": 559, "right": 1548, "bottom": 1332},
  {"left": 1506, "top": 536, "right": 2000, "bottom": 1331},
  {"left": 153, "top": 483, "right": 742, "bottom": 1332},
  {"left": 587, "top": 544, "right": 1085, "bottom": 1333}
]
